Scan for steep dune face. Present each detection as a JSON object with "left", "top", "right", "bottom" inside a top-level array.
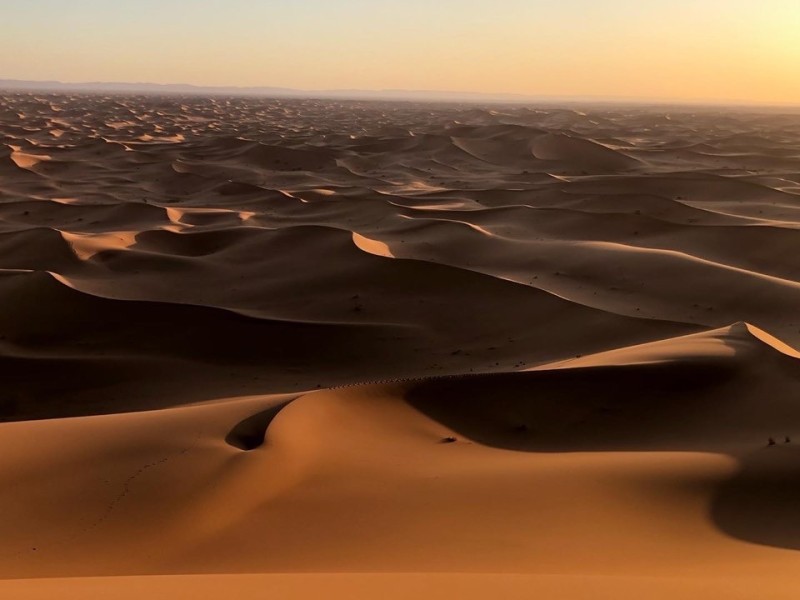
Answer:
[
  {"left": 2, "top": 93, "right": 800, "bottom": 597},
  {"left": 408, "top": 324, "right": 800, "bottom": 452}
]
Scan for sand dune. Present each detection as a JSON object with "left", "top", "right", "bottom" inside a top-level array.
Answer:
[{"left": 2, "top": 92, "right": 800, "bottom": 597}]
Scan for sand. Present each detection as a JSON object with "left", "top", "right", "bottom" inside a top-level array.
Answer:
[{"left": 1, "top": 93, "right": 800, "bottom": 597}]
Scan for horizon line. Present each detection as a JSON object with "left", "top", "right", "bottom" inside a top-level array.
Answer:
[{"left": 2, "top": 77, "right": 799, "bottom": 110}]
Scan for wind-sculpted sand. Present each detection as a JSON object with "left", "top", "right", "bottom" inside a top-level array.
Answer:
[{"left": 2, "top": 93, "right": 800, "bottom": 598}]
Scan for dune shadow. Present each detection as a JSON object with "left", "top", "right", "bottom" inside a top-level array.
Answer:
[
  {"left": 406, "top": 362, "right": 739, "bottom": 453},
  {"left": 225, "top": 402, "right": 292, "bottom": 451},
  {"left": 711, "top": 446, "right": 800, "bottom": 550},
  {"left": 405, "top": 360, "right": 800, "bottom": 551}
]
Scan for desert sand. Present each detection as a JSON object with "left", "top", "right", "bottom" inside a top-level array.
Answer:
[{"left": 1, "top": 93, "right": 800, "bottom": 597}]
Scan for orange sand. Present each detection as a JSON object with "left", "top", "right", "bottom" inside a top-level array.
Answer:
[{"left": 2, "top": 93, "right": 800, "bottom": 598}]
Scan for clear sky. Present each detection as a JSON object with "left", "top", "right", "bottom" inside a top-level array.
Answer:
[{"left": 1, "top": 0, "right": 799, "bottom": 104}]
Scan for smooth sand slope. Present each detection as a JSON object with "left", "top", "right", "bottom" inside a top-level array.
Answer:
[{"left": 1, "top": 93, "right": 800, "bottom": 597}]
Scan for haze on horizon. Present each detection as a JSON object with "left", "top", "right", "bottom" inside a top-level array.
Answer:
[{"left": 1, "top": 0, "right": 799, "bottom": 105}]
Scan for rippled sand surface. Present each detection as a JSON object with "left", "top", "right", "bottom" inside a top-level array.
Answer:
[{"left": 2, "top": 94, "right": 800, "bottom": 598}]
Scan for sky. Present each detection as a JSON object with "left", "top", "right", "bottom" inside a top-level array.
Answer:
[{"left": 1, "top": 0, "right": 799, "bottom": 104}]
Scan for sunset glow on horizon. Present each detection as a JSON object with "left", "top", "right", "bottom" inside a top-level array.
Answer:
[{"left": 1, "top": 0, "right": 799, "bottom": 105}]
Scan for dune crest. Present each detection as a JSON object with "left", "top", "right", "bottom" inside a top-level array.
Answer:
[{"left": 533, "top": 321, "right": 800, "bottom": 369}]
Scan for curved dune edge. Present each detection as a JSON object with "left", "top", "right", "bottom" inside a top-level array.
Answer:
[
  {"left": 530, "top": 321, "right": 800, "bottom": 370},
  {"left": 742, "top": 322, "right": 800, "bottom": 358},
  {"left": 8, "top": 148, "right": 52, "bottom": 171},
  {"left": 351, "top": 231, "right": 395, "bottom": 257}
]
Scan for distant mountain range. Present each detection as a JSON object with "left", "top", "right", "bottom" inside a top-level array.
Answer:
[{"left": 0, "top": 78, "right": 540, "bottom": 103}]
